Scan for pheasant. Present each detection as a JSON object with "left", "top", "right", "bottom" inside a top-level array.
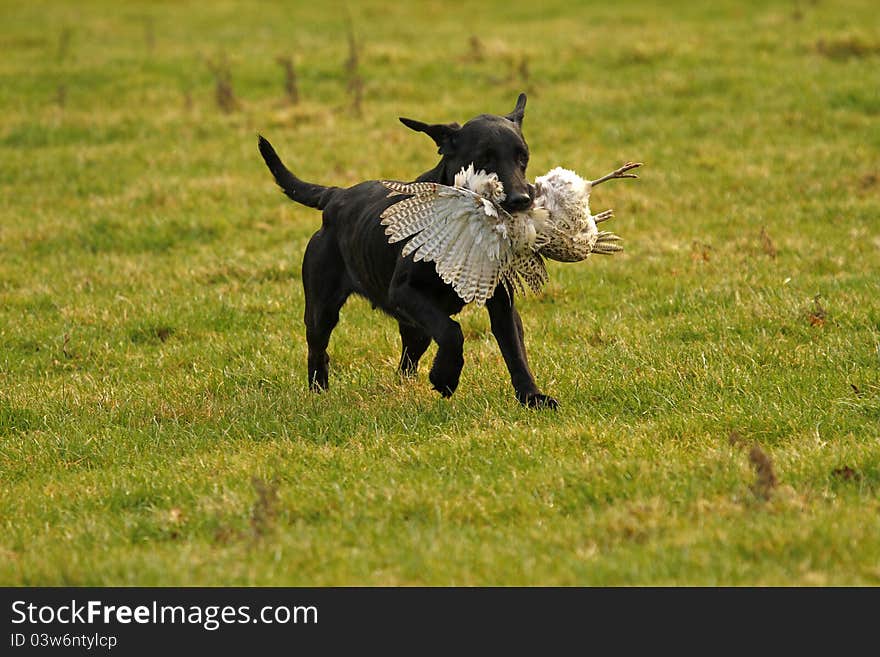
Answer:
[{"left": 379, "top": 161, "right": 641, "bottom": 305}]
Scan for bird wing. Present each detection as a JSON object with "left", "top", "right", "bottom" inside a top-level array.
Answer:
[{"left": 380, "top": 181, "right": 516, "bottom": 305}]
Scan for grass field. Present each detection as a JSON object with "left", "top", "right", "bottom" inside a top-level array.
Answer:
[{"left": 1, "top": 0, "right": 879, "bottom": 585}]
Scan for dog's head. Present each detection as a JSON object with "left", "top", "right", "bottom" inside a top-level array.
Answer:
[{"left": 400, "top": 93, "right": 534, "bottom": 213}]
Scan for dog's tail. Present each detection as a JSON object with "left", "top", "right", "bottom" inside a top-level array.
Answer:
[{"left": 258, "top": 135, "right": 337, "bottom": 210}]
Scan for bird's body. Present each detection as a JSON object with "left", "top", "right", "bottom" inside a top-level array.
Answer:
[
  {"left": 380, "top": 161, "right": 639, "bottom": 304},
  {"left": 532, "top": 167, "right": 602, "bottom": 262}
]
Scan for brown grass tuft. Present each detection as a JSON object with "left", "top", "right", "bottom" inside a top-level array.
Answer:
[
  {"left": 250, "top": 476, "right": 279, "bottom": 538},
  {"left": 344, "top": 19, "right": 364, "bottom": 116},
  {"left": 815, "top": 36, "right": 880, "bottom": 60},
  {"left": 468, "top": 35, "right": 485, "bottom": 62},
  {"left": 759, "top": 227, "right": 777, "bottom": 258},
  {"left": 276, "top": 55, "right": 300, "bottom": 105},
  {"left": 55, "top": 84, "right": 67, "bottom": 108},
  {"left": 207, "top": 54, "right": 238, "bottom": 113},
  {"left": 831, "top": 465, "right": 860, "bottom": 481},
  {"left": 518, "top": 55, "right": 530, "bottom": 86},
  {"left": 806, "top": 294, "right": 827, "bottom": 327},
  {"left": 691, "top": 240, "right": 712, "bottom": 262},
  {"left": 859, "top": 172, "right": 878, "bottom": 190},
  {"left": 182, "top": 84, "right": 193, "bottom": 111},
  {"left": 143, "top": 16, "right": 155, "bottom": 53},
  {"left": 57, "top": 27, "right": 72, "bottom": 62},
  {"left": 749, "top": 444, "right": 778, "bottom": 499}
]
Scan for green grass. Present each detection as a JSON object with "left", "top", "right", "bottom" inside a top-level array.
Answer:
[{"left": 1, "top": 0, "right": 879, "bottom": 585}]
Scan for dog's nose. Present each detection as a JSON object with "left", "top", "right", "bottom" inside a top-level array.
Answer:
[{"left": 506, "top": 192, "right": 533, "bottom": 212}]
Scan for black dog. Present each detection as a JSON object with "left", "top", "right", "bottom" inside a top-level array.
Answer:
[{"left": 258, "top": 93, "right": 557, "bottom": 408}]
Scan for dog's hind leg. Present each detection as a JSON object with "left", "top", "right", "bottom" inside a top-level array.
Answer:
[
  {"left": 302, "top": 230, "right": 350, "bottom": 391},
  {"left": 397, "top": 322, "right": 432, "bottom": 377},
  {"left": 485, "top": 289, "right": 558, "bottom": 409}
]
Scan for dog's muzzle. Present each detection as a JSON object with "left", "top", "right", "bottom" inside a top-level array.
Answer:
[{"left": 505, "top": 192, "right": 533, "bottom": 212}]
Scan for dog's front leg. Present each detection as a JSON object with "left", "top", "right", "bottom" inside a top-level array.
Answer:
[
  {"left": 485, "top": 290, "right": 558, "bottom": 409},
  {"left": 389, "top": 283, "right": 464, "bottom": 398}
]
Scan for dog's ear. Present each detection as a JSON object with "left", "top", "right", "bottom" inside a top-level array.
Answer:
[
  {"left": 399, "top": 117, "right": 461, "bottom": 155},
  {"left": 505, "top": 93, "right": 527, "bottom": 128}
]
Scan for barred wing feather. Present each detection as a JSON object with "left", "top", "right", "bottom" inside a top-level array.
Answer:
[
  {"left": 503, "top": 252, "right": 548, "bottom": 297},
  {"left": 380, "top": 181, "right": 512, "bottom": 305}
]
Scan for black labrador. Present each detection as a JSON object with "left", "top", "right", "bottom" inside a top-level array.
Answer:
[{"left": 258, "top": 93, "right": 557, "bottom": 408}]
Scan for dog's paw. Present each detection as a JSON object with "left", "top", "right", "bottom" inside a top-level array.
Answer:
[
  {"left": 429, "top": 373, "right": 459, "bottom": 398},
  {"left": 309, "top": 380, "right": 328, "bottom": 393},
  {"left": 429, "top": 360, "right": 462, "bottom": 398},
  {"left": 308, "top": 371, "right": 329, "bottom": 392},
  {"left": 432, "top": 383, "right": 456, "bottom": 398},
  {"left": 398, "top": 362, "right": 420, "bottom": 378},
  {"left": 519, "top": 392, "right": 559, "bottom": 410}
]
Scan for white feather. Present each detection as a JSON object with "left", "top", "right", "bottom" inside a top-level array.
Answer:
[{"left": 379, "top": 162, "right": 624, "bottom": 305}]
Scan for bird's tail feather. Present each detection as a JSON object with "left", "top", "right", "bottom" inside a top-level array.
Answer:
[{"left": 592, "top": 230, "right": 623, "bottom": 255}]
